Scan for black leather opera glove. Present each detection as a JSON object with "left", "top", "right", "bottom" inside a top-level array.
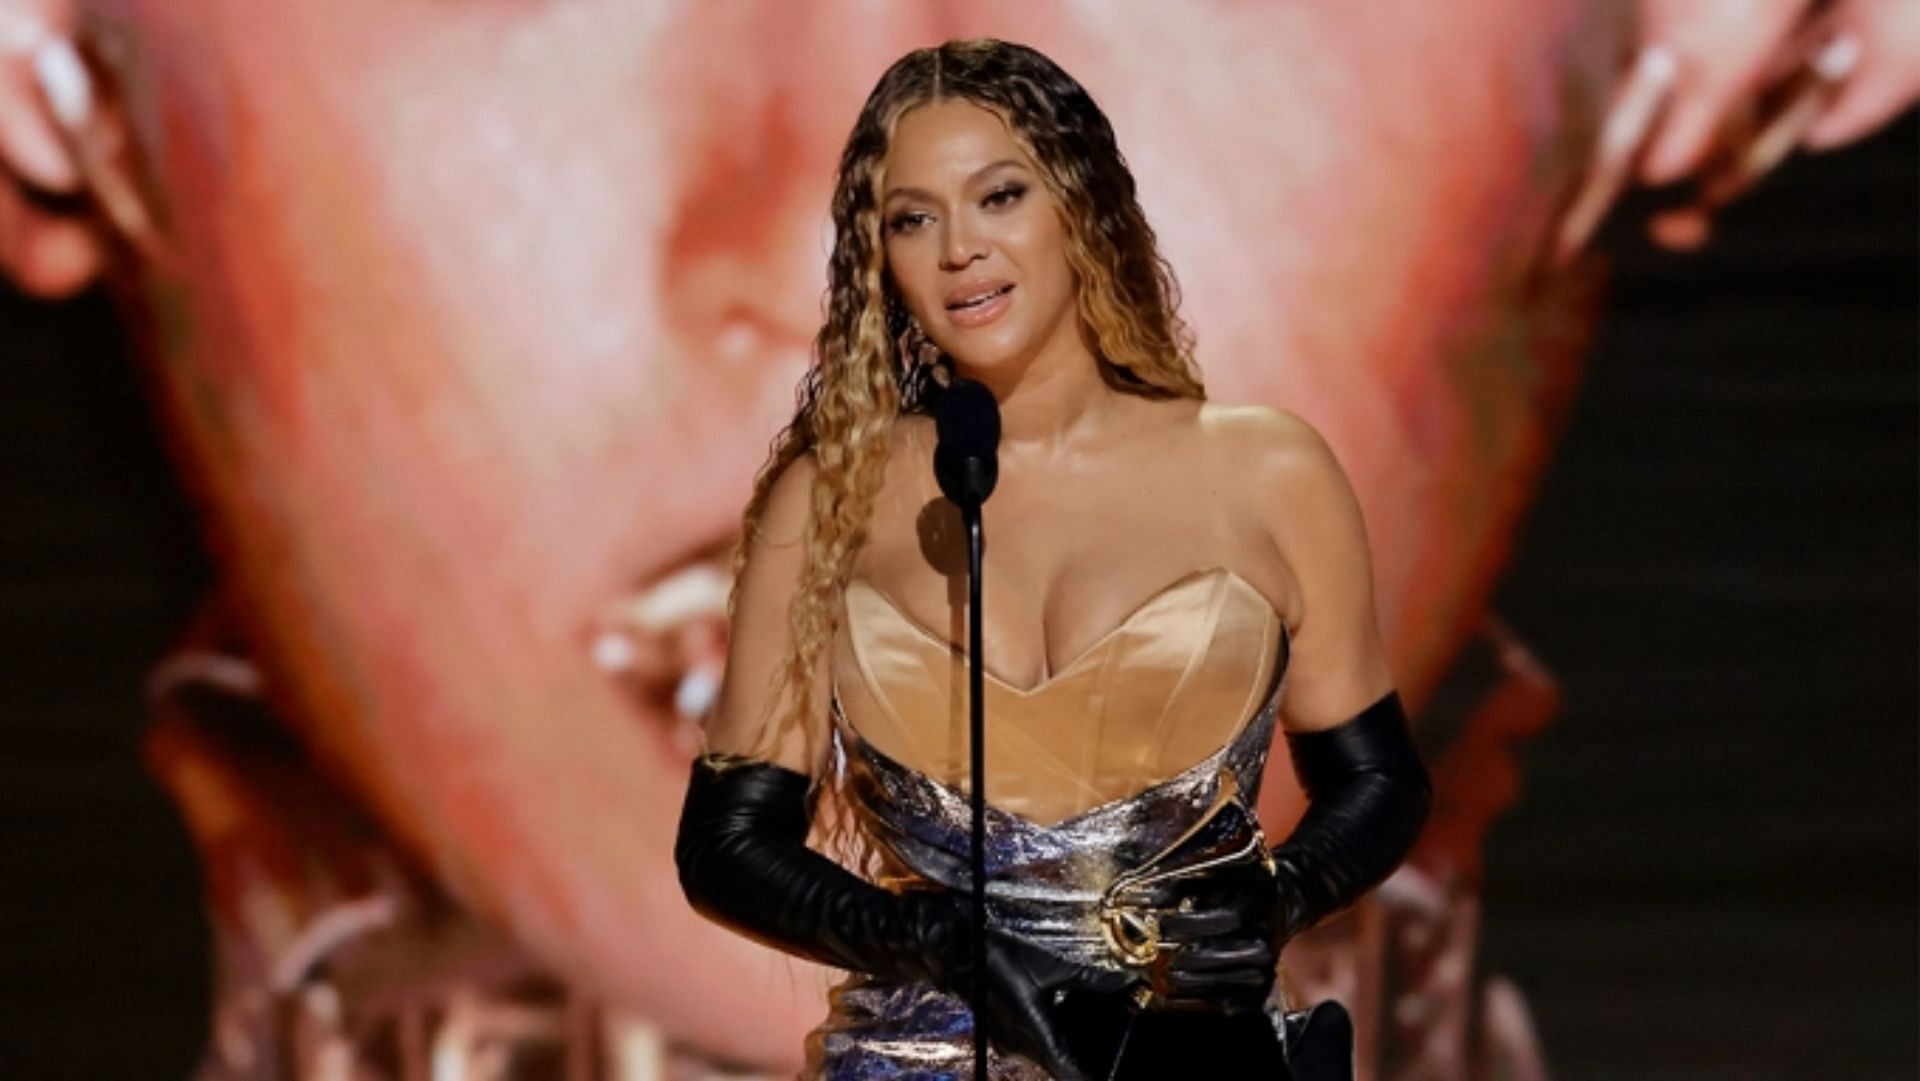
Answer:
[
  {"left": 1142, "top": 689, "right": 1432, "bottom": 1010},
  {"left": 1139, "top": 858, "right": 1291, "bottom": 1014},
  {"left": 1268, "top": 689, "right": 1432, "bottom": 944},
  {"left": 673, "top": 755, "right": 1135, "bottom": 1081}
]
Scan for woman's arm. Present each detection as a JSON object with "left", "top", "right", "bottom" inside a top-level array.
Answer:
[
  {"left": 1147, "top": 408, "right": 1431, "bottom": 1009},
  {"left": 696, "top": 451, "right": 830, "bottom": 770},
  {"left": 1257, "top": 409, "right": 1398, "bottom": 738},
  {"left": 1253, "top": 408, "right": 1432, "bottom": 937},
  {"left": 674, "top": 450, "right": 961, "bottom": 977}
]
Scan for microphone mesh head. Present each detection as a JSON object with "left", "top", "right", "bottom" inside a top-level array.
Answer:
[
  {"left": 934, "top": 378, "right": 1001, "bottom": 457},
  {"left": 932, "top": 378, "right": 1001, "bottom": 508}
]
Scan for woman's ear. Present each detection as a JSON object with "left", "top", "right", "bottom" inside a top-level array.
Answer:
[{"left": 0, "top": 3, "right": 155, "bottom": 299}]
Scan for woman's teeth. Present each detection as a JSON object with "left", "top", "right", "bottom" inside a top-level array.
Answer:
[
  {"left": 617, "top": 563, "right": 732, "bottom": 633},
  {"left": 950, "top": 284, "right": 1012, "bottom": 310},
  {"left": 673, "top": 666, "right": 721, "bottom": 724},
  {"left": 595, "top": 561, "right": 733, "bottom": 742}
]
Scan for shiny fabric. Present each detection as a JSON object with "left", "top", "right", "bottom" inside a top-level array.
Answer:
[{"left": 803, "top": 568, "right": 1294, "bottom": 1079}]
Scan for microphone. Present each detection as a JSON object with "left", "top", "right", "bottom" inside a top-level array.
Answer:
[
  {"left": 933, "top": 377, "right": 1001, "bottom": 512},
  {"left": 932, "top": 375, "right": 1001, "bottom": 1081}
]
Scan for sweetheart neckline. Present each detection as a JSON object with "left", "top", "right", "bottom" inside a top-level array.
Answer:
[
  {"left": 830, "top": 624, "right": 1292, "bottom": 833},
  {"left": 843, "top": 565, "right": 1287, "bottom": 697}
]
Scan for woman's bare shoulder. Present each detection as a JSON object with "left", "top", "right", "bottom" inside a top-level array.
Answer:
[
  {"left": 1195, "top": 401, "right": 1340, "bottom": 480},
  {"left": 755, "top": 447, "right": 819, "bottom": 543}
]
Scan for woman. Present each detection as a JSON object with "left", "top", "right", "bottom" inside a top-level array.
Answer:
[{"left": 675, "top": 40, "right": 1432, "bottom": 1080}]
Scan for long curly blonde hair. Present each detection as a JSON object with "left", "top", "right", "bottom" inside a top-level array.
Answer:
[{"left": 724, "top": 38, "right": 1206, "bottom": 861}]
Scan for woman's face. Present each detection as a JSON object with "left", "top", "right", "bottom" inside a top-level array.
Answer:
[{"left": 881, "top": 100, "right": 1081, "bottom": 384}]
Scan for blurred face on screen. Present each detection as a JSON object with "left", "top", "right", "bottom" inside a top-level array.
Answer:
[{"left": 61, "top": 0, "right": 1601, "bottom": 1064}]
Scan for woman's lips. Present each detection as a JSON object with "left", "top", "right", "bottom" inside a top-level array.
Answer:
[{"left": 945, "top": 283, "right": 1014, "bottom": 328}]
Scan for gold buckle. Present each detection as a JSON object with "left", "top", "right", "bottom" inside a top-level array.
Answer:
[{"left": 1096, "top": 772, "right": 1273, "bottom": 979}]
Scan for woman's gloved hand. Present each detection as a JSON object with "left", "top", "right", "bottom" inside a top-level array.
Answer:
[
  {"left": 674, "top": 754, "right": 1137, "bottom": 1081},
  {"left": 1130, "top": 858, "right": 1287, "bottom": 1015},
  {"left": 1136, "top": 864, "right": 1290, "bottom": 1013},
  {"left": 938, "top": 907, "right": 1141, "bottom": 1080},
  {"left": 1126, "top": 689, "right": 1431, "bottom": 1014}
]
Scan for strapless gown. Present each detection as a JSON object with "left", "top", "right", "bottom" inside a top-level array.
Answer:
[{"left": 801, "top": 567, "right": 1296, "bottom": 1080}]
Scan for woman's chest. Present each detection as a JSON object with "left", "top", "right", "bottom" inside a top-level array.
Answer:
[{"left": 828, "top": 567, "right": 1289, "bottom": 828}]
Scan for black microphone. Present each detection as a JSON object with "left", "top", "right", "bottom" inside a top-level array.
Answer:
[
  {"left": 933, "top": 377, "right": 1001, "bottom": 512},
  {"left": 932, "top": 375, "right": 1002, "bottom": 1081}
]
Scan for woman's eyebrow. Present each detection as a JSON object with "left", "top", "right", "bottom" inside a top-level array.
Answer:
[
  {"left": 883, "top": 159, "right": 1028, "bottom": 203},
  {"left": 970, "top": 158, "right": 1027, "bottom": 181}
]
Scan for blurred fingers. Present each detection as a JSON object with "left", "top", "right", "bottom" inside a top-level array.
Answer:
[
  {"left": 1645, "top": 22, "right": 1862, "bottom": 251},
  {"left": 1636, "top": 0, "right": 1816, "bottom": 185},
  {"left": 1553, "top": 43, "right": 1677, "bottom": 266},
  {"left": 1805, "top": 0, "right": 1920, "bottom": 149},
  {"left": 0, "top": 16, "right": 77, "bottom": 193},
  {"left": 0, "top": 22, "right": 110, "bottom": 298}
]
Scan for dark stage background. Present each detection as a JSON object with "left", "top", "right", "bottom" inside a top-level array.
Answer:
[
  {"left": 1481, "top": 114, "right": 1918, "bottom": 1080},
  {"left": 2, "top": 118, "right": 1914, "bottom": 1081}
]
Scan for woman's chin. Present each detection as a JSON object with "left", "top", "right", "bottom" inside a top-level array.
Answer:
[{"left": 943, "top": 342, "right": 1038, "bottom": 385}]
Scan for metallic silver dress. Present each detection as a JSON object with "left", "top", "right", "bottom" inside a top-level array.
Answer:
[{"left": 803, "top": 569, "right": 1294, "bottom": 1079}]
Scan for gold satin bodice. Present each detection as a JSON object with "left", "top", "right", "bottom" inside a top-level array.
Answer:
[{"left": 831, "top": 566, "right": 1288, "bottom": 830}]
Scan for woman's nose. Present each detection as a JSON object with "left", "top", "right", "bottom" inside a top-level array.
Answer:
[
  {"left": 655, "top": 2, "right": 947, "bottom": 363},
  {"left": 940, "top": 214, "right": 986, "bottom": 271}
]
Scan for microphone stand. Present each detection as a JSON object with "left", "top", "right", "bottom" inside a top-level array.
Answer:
[
  {"left": 963, "top": 483, "right": 988, "bottom": 1081},
  {"left": 931, "top": 375, "right": 1000, "bottom": 1081}
]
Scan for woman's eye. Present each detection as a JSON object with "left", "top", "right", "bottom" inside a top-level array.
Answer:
[
  {"left": 887, "top": 210, "right": 931, "bottom": 234},
  {"left": 984, "top": 184, "right": 1027, "bottom": 209}
]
